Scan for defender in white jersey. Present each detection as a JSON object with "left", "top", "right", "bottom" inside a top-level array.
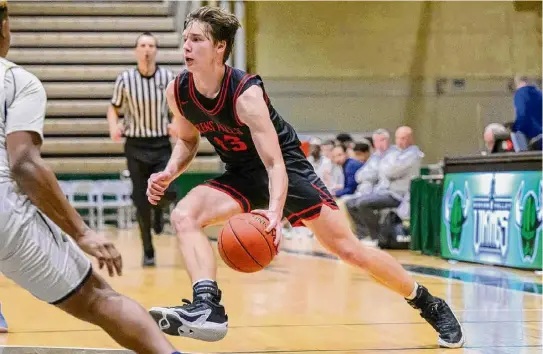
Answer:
[
  {"left": 0, "top": 57, "right": 94, "bottom": 304},
  {"left": 0, "top": 2, "right": 180, "bottom": 353}
]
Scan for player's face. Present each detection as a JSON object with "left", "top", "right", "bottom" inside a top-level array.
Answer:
[
  {"left": 135, "top": 35, "right": 157, "bottom": 66},
  {"left": 183, "top": 21, "right": 226, "bottom": 71}
]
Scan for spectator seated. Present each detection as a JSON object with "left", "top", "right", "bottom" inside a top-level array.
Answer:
[
  {"left": 345, "top": 126, "right": 423, "bottom": 246},
  {"left": 331, "top": 144, "right": 363, "bottom": 198}
]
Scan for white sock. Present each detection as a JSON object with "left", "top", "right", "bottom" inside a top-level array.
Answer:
[
  {"left": 192, "top": 278, "right": 216, "bottom": 288},
  {"left": 405, "top": 282, "right": 419, "bottom": 300}
]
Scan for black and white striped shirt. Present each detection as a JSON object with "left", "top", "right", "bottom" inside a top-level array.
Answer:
[{"left": 111, "top": 67, "right": 174, "bottom": 138}]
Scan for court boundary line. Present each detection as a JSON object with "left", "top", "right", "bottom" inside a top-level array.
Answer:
[
  {"left": 0, "top": 344, "right": 129, "bottom": 351},
  {"left": 1, "top": 344, "right": 542, "bottom": 353},
  {"left": 277, "top": 247, "right": 543, "bottom": 296},
  {"left": 2, "top": 241, "right": 540, "bottom": 353},
  {"left": 6, "top": 315, "right": 541, "bottom": 335}
]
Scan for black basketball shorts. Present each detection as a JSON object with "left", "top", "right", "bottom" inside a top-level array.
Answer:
[{"left": 204, "top": 150, "right": 338, "bottom": 227}]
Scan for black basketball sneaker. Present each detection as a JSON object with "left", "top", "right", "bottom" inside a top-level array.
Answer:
[
  {"left": 149, "top": 280, "right": 228, "bottom": 342},
  {"left": 407, "top": 285, "right": 465, "bottom": 348}
]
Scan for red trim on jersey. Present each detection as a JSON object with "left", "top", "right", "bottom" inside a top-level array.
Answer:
[
  {"left": 202, "top": 184, "right": 247, "bottom": 213},
  {"left": 232, "top": 74, "right": 257, "bottom": 126},
  {"left": 287, "top": 203, "right": 324, "bottom": 227},
  {"left": 286, "top": 203, "right": 324, "bottom": 223},
  {"left": 291, "top": 213, "right": 321, "bottom": 227},
  {"left": 286, "top": 201, "right": 339, "bottom": 227},
  {"left": 206, "top": 180, "right": 251, "bottom": 212},
  {"left": 173, "top": 74, "right": 185, "bottom": 117},
  {"left": 311, "top": 183, "right": 337, "bottom": 206},
  {"left": 188, "top": 66, "right": 232, "bottom": 116},
  {"left": 285, "top": 182, "right": 339, "bottom": 227},
  {"left": 323, "top": 200, "right": 340, "bottom": 211}
]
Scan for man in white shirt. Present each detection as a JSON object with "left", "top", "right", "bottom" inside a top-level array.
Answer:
[
  {"left": 307, "top": 138, "right": 334, "bottom": 190},
  {"left": 320, "top": 139, "right": 344, "bottom": 193},
  {"left": 346, "top": 127, "right": 423, "bottom": 241},
  {"left": 354, "top": 128, "right": 392, "bottom": 196},
  {"left": 0, "top": 2, "right": 179, "bottom": 352}
]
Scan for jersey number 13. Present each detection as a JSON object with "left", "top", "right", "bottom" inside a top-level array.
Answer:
[{"left": 213, "top": 134, "right": 248, "bottom": 152}]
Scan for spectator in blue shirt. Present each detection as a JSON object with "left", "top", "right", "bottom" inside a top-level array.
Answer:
[
  {"left": 331, "top": 144, "right": 363, "bottom": 198},
  {"left": 513, "top": 75, "right": 542, "bottom": 150},
  {"left": 352, "top": 141, "right": 372, "bottom": 163}
]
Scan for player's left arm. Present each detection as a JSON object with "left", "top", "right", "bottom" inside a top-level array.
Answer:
[
  {"left": 6, "top": 70, "right": 91, "bottom": 241},
  {"left": 236, "top": 85, "right": 287, "bottom": 246}
]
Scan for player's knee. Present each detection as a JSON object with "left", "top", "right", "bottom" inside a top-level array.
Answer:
[
  {"left": 57, "top": 272, "right": 121, "bottom": 323},
  {"left": 84, "top": 285, "right": 121, "bottom": 321},
  {"left": 336, "top": 247, "right": 358, "bottom": 265},
  {"left": 334, "top": 240, "right": 371, "bottom": 268},
  {"left": 170, "top": 207, "right": 200, "bottom": 234}
]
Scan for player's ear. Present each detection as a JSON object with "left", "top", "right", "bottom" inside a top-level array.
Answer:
[
  {"left": 0, "top": 19, "right": 8, "bottom": 39},
  {"left": 216, "top": 40, "right": 226, "bottom": 55}
]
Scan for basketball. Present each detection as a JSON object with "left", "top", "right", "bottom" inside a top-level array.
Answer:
[{"left": 218, "top": 213, "right": 277, "bottom": 273}]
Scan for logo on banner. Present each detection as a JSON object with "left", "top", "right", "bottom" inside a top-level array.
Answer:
[
  {"left": 472, "top": 175, "right": 511, "bottom": 258},
  {"left": 515, "top": 181, "right": 542, "bottom": 264},
  {"left": 444, "top": 181, "right": 470, "bottom": 255}
]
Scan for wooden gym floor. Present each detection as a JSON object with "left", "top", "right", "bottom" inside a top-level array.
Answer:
[{"left": 0, "top": 227, "right": 541, "bottom": 354}]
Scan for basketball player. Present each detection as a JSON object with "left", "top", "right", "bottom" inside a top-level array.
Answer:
[
  {"left": 0, "top": 2, "right": 179, "bottom": 353},
  {"left": 147, "top": 6, "right": 465, "bottom": 348}
]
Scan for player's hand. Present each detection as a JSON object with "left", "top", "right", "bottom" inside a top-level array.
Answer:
[
  {"left": 77, "top": 230, "right": 123, "bottom": 277},
  {"left": 147, "top": 171, "right": 172, "bottom": 205},
  {"left": 251, "top": 209, "right": 283, "bottom": 251},
  {"left": 109, "top": 122, "right": 124, "bottom": 142}
]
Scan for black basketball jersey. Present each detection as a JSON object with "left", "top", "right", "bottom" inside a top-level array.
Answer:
[{"left": 173, "top": 65, "right": 301, "bottom": 169}]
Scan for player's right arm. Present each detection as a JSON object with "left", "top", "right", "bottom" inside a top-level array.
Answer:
[{"left": 147, "top": 79, "right": 200, "bottom": 205}]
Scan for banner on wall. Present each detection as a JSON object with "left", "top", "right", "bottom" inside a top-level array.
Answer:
[{"left": 440, "top": 171, "right": 542, "bottom": 270}]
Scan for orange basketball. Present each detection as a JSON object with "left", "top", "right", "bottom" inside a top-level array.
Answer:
[{"left": 218, "top": 213, "right": 277, "bottom": 273}]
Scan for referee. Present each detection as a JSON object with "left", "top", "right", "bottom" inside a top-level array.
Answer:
[{"left": 107, "top": 32, "right": 177, "bottom": 267}]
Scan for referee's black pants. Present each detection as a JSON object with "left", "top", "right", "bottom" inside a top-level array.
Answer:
[{"left": 125, "top": 137, "right": 177, "bottom": 258}]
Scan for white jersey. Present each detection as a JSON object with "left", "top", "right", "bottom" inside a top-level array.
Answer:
[
  {"left": 0, "top": 57, "right": 47, "bottom": 233},
  {"left": 0, "top": 57, "right": 91, "bottom": 304}
]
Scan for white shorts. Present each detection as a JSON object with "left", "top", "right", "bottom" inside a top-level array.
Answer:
[{"left": 0, "top": 210, "right": 92, "bottom": 304}]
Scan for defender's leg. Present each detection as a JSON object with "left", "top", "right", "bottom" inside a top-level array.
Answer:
[
  {"left": 0, "top": 214, "right": 179, "bottom": 354},
  {"left": 56, "top": 272, "right": 179, "bottom": 354}
]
